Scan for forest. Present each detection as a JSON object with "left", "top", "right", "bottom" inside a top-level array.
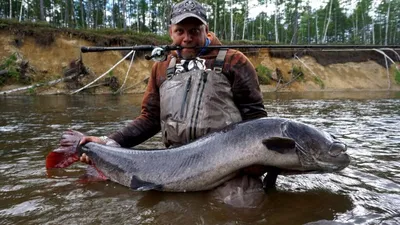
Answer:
[{"left": 0, "top": 0, "right": 399, "bottom": 45}]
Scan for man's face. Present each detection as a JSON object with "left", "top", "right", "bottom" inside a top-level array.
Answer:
[{"left": 169, "top": 18, "right": 208, "bottom": 59}]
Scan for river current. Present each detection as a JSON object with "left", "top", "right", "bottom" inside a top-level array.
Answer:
[{"left": 0, "top": 91, "right": 399, "bottom": 224}]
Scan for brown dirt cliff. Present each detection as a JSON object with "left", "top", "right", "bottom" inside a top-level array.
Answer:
[{"left": 0, "top": 23, "right": 399, "bottom": 95}]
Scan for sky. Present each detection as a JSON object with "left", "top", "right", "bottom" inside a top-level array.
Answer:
[
  {"left": 248, "top": 0, "right": 325, "bottom": 18},
  {"left": 247, "top": 0, "right": 382, "bottom": 19}
]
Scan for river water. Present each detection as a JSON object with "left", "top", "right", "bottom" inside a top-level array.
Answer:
[{"left": 0, "top": 91, "right": 399, "bottom": 225}]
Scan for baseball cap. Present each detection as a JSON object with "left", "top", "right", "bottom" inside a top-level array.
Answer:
[{"left": 170, "top": 0, "right": 207, "bottom": 25}]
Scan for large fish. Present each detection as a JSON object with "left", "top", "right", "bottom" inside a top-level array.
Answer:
[{"left": 46, "top": 117, "right": 350, "bottom": 192}]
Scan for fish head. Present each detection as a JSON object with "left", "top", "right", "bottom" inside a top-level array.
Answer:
[{"left": 282, "top": 120, "right": 351, "bottom": 172}]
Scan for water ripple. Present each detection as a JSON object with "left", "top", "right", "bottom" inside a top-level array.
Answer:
[{"left": 0, "top": 93, "right": 399, "bottom": 224}]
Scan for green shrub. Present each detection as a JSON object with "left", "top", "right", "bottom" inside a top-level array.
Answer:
[
  {"left": 395, "top": 68, "right": 400, "bottom": 85},
  {"left": 291, "top": 65, "right": 304, "bottom": 81},
  {"left": 3, "top": 54, "right": 17, "bottom": 68},
  {"left": 0, "top": 54, "right": 19, "bottom": 85},
  {"left": 8, "top": 68, "right": 19, "bottom": 78},
  {"left": 313, "top": 76, "right": 325, "bottom": 89},
  {"left": 27, "top": 86, "right": 36, "bottom": 95},
  {"left": 0, "top": 75, "right": 7, "bottom": 85},
  {"left": 255, "top": 65, "right": 272, "bottom": 85}
]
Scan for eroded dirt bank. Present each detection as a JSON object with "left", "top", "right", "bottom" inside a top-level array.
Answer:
[{"left": 1, "top": 31, "right": 399, "bottom": 95}]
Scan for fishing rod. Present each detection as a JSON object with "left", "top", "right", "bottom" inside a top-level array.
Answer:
[
  {"left": 81, "top": 45, "right": 400, "bottom": 62},
  {"left": 81, "top": 45, "right": 183, "bottom": 61}
]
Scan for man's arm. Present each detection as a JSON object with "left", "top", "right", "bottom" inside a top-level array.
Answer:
[
  {"left": 79, "top": 71, "right": 161, "bottom": 162},
  {"left": 226, "top": 50, "right": 268, "bottom": 120},
  {"left": 108, "top": 63, "right": 162, "bottom": 148}
]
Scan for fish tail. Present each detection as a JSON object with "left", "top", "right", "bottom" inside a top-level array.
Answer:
[{"left": 45, "top": 130, "right": 84, "bottom": 169}]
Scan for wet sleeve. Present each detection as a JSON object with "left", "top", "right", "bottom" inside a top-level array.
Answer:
[
  {"left": 227, "top": 51, "right": 268, "bottom": 121},
  {"left": 108, "top": 63, "right": 161, "bottom": 147}
]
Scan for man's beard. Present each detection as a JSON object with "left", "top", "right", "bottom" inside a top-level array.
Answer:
[{"left": 180, "top": 49, "right": 198, "bottom": 59}]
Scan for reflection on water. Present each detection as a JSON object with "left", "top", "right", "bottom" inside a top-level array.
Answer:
[{"left": 0, "top": 91, "right": 399, "bottom": 224}]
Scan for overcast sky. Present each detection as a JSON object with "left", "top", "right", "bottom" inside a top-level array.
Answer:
[
  {"left": 247, "top": 0, "right": 382, "bottom": 19},
  {"left": 248, "top": 0, "right": 324, "bottom": 18}
]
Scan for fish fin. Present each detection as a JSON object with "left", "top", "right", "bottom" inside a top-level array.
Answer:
[
  {"left": 262, "top": 137, "right": 296, "bottom": 154},
  {"left": 130, "top": 175, "right": 163, "bottom": 191},
  {"left": 45, "top": 146, "right": 80, "bottom": 168},
  {"left": 45, "top": 130, "right": 83, "bottom": 169},
  {"left": 79, "top": 166, "right": 108, "bottom": 182},
  {"left": 59, "top": 130, "right": 84, "bottom": 147}
]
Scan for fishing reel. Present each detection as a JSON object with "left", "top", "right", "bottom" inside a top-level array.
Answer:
[
  {"left": 144, "top": 45, "right": 184, "bottom": 62},
  {"left": 145, "top": 47, "right": 167, "bottom": 62}
]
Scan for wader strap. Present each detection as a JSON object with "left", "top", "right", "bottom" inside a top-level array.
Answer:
[
  {"left": 166, "top": 57, "right": 176, "bottom": 78},
  {"left": 213, "top": 49, "right": 228, "bottom": 73}
]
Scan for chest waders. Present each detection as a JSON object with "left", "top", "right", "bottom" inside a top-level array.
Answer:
[{"left": 159, "top": 49, "right": 242, "bottom": 147}]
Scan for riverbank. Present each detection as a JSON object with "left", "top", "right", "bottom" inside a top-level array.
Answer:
[{"left": 1, "top": 20, "right": 399, "bottom": 95}]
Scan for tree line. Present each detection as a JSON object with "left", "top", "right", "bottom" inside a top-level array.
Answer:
[{"left": 1, "top": 0, "right": 399, "bottom": 45}]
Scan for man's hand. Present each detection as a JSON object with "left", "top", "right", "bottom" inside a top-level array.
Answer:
[
  {"left": 79, "top": 136, "right": 107, "bottom": 164},
  {"left": 80, "top": 153, "right": 92, "bottom": 164},
  {"left": 79, "top": 136, "right": 106, "bottom": 145}
]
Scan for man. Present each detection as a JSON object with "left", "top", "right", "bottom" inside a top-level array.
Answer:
[
  {"left": 78, "top": 1, "right": 268, "bottom": 205},
  {"left": 80, "top": 0, "right": 267, "bottom": 157}
]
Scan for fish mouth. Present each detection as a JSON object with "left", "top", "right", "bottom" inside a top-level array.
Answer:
[
  {"left": 316, "top": 141, "right": 351, "bottom": 172},
  {"left": 315, "top": 153, "right": 351, "bottom": 172},
  {"left": 317, "top": 141, "right": 351, "bottom": 171},
  {"left": 296, "top": 142, "right": 351, "bottom": 172}
]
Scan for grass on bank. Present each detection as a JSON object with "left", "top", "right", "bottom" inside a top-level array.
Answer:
[
  {"left": 0, "top": 19, "right": 172, "bottom": 48},
  {"left": 395, "top": 69, "right": 400, "bottom": 84},
  {"left": 0, "top": 19, "right": 275, "bottom": 49},
  {"left": 0, "top": 53, "right": 20, "bottom": 85},
  {"left": 255, "top": 65, "right": 272, "bottom": 85}
]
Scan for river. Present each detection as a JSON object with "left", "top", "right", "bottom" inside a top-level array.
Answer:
[{"left": 0, "top": 91, "right": 399, "bottom": 225}]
